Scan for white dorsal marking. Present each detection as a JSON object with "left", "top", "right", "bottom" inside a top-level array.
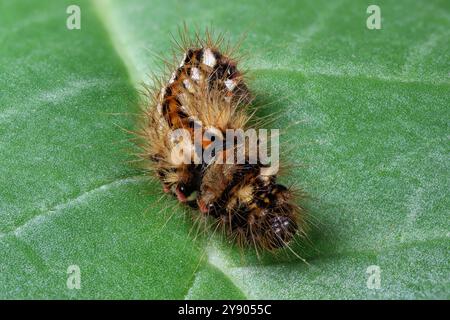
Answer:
[
  {"left": 191, "top": 67, "right": 201, "bottom": 81},
  {"left": 224, "top": 79, "right": 236, "bottom": 91},
  {"left": 183, "top": 79, "right": 193, "bottom": 91},
  {"left": 179, "top": 52, "right": 187, "bottom": 68},
  {"left": 169, "top": 71, "right": 177, "bottom": 84},
  {"left": 202, "top": 48, "right": 216, "bottom": 67}
]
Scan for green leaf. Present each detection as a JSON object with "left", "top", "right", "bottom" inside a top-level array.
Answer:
[{"left": 1, "top": 0, "right": 449, "bottom": 299}]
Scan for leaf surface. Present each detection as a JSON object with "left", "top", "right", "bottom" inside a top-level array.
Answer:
[{"left": 1, "top": 0, "right": 448, "bottom": 299}]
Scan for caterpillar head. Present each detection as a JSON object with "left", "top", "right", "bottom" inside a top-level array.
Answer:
[{"left": 172, "top": 164, "right": 202, "bottom": 203}]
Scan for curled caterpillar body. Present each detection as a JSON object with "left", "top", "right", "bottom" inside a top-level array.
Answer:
[
  {"left": 155, "top": 45, "right": 250, "bottom": 203},
  {"left": 138, "top": 33, "right": 305, "bottom": 252}
]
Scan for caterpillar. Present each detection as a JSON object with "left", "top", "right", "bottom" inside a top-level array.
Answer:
[{"left": 137, "top": 31, "right": 305, "bottom": 252}]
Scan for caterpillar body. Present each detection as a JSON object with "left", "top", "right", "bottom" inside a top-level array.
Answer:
[{"left": 138, "top": 34, "right": 305, "bottom": 252}]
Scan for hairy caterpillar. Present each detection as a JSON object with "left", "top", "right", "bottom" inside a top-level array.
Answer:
[{"left": 137, "top": 30, "right": 305, "bottom": 252}]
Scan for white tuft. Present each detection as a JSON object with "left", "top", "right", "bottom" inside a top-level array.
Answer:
[
  {"left": 191, "top": 67, "right": 201, "bottom": 81},
  {"left": 169, "top": 71, "right": 177, "bottom": 84},
  {"left": 183, "top": 79, "right": 194, "bottom": 92},
  {"left": 224, "top": 79, "right": 236, "bottom": 91},
  {"left": 202, "top": 48, "right": 216, "bottom": 67},
  {"left": 179, "top": 52, "right": 187, "bottom": 67}
]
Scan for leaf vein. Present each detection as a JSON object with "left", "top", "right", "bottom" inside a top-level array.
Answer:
[{"left": 0, "top": 176, "right": 146, "bottom": 239}]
